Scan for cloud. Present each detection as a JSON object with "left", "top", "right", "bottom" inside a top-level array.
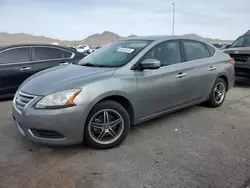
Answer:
[{"left": 0, "top": 0, "right": 249, "bottom": 40}]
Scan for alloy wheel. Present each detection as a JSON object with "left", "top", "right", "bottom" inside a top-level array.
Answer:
[
  {"left": 214, "top": 82, "right": 226, "bottom": 104},
  {"left": 88, "top": 109, "right": 124, "bottom": 145}
]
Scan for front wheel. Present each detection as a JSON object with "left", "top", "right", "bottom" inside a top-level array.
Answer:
[
  {"left": 206, "top": 78, "right": 227, "bottom": 107},
  {"left": 84, "top": 100, "right": 130, "bottom": 149}
]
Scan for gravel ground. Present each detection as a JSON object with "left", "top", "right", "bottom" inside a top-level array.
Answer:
[{"left": 0, "top": 79, "right": 250, "bottom": 188}]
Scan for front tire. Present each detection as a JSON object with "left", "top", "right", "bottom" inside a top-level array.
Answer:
[
  {"left": 84, "top": 100, "right": 130, "bottom": 149},
  {"left": 206, "top": 78, "right": 227, "bottom": 107}
]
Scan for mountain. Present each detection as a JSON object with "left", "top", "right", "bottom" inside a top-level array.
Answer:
[
  {"left": 80, "top": 31, "right": 141, "bottom": 45},
  {"left": 81, "top": 31, "right": 121, "bottom": 45},
  {"left": 182, "top": 33, "right": 233, "bottom": 44},
  {"left": 0, "top": 31, "right": 233, "bottom": 46},
  {"left": 0, "top": 33, "right": 60, "bottom": 45}
]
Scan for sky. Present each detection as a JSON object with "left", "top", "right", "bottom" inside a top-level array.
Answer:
[{"left": 0, "top": 0, "right": 249, "bottom": 40}]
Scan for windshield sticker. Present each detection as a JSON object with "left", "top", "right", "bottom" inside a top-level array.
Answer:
[{"left": 117, "top": 47, "right": 135, "bottom": 53}]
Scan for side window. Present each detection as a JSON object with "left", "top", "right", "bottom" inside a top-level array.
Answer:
[
  {"left": 142, "top": 41, "right": 182, "bottom": 66},
  {"left": 0, "top": 47, "right": 31, "bottom": 64},
  {"left": 34, "top": 47, "right": 63, "bottom": 61},
  {"left": 205, "top": 44, "right": 215, "bottom": 56},
  {"left": 183, "top": 41, "right": 209, "bottom": 61},
  {"left": 62, "top": 50, "right": 73, "bottom": 58}
]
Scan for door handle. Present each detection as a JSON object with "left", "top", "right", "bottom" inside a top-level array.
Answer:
[
  {"left": 20, "top": 67, "right": 31, "bottom": 71},
  {"left": 176, "top": 72, "right": 187, "bottom": 78},
  {"left": 59, "top": 62, "right": 69, "bottom": 65},
  {"left": 209, "top": 66, "right": 216, "bottom": 71}
]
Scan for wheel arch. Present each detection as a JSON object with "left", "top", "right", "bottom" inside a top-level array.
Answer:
[
  {"left": 86, "top": 91, "right": 135, "bottom": 126},
  {"left": 216, "top": 74, "right": 229, "bottom": 91},
  {"left": 205, "top": 73, "right": 229, "bottom": 101}
]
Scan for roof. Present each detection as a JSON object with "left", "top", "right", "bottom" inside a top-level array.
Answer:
[
  {"left": 124, "top": 35, "right": 207, "bottom": 42},
  {"left": 126, "top": 35, "right": 172, "bottom": 41},
  {"left": 0, "top": 43, "right": 77, "bottom": 52},
  {"left": 0, "top": 43, "right": 64, "bottom": 49},
  {"left": 243, "top": 30, "right": 250, "bottom": 35}
]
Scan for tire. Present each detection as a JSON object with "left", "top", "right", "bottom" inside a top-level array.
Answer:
[
  {"left": 206, "top": 78, "right": 227, "bottom": 108},
  {"left": 84, "top": 100, "right": 130, "bottom": 149}
]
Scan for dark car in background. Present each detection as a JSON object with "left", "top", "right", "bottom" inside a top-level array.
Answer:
[
  {"left": 212, "top": 43, "right": 224, "bottom": 49},
  {"left": 0, "top": 44, "right": 84, "bottom": 98},
  {"left": 220, "top": 44, "right": 231, "bottom": 50},
  {"left": 223, "top": 30, "right": 250, "bottom": 78}
]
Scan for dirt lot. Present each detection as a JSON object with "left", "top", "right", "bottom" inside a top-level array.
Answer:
[{"left": 0, "top": 79, "right": 250, "bottom": 188}]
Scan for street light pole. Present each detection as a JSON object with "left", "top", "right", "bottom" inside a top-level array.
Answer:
[
  {"left": 121, "top": 26, "right": 123, "bottom": 37},
  {"left": 172, "top": 2, "right": 175, "bottom": 35}
]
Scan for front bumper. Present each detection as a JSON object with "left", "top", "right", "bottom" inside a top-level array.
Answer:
[{"left": 12, "top": 100, "right": 88, "bottom": 146}]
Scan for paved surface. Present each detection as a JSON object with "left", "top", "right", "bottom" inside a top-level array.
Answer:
[{"left": 0, "top": 79, "right": 250, "bottom": 188}]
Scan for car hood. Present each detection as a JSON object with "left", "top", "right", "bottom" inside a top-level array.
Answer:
[
  {"left": 223, "top": 47, "right": 250, "bottom": 54},
  {"left": 20, "top": 64, "right": 116, "bottom": 95}
]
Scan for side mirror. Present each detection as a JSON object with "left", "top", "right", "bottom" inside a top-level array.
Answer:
[{"left": 140, "top": 59, "right": 161, "bottom": 70}]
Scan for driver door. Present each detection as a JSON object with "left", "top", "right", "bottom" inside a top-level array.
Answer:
[{"left": 135, "top": 40, "right": 187, "bottom": 119}]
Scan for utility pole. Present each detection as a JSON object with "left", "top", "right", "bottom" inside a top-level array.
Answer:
[
  {"left": 121, "top": 26, "right": 123, "bottom": 38},
  {"left": 172, "top": 2, "right": 175, "bottom": 35}
]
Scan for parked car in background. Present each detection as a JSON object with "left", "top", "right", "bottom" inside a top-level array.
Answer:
[
  {"left": 92, "top": 45, "right": 102, "bottom": 52},
  {"left": 66, "top": 46, "right": 78, "bottom": 51},
  {"left": 212, "top": 43, "right": 224, "bottom": 49},
  {"left": 0, "top": 44, "right": 84, "bottom": 98},
  {"left": 220, "top": 44, "right": 231, "bottom": 50},
  {"left": 12, "top": 36, "right": 235, "bottom": 149},
  {"left": 223, "top": 30, "right": 250, "bottom": 78},
  {"left": 85, "top": 46, "right": 102, "bottom": 54},
  {"left": 76, "top": 45, "right": 90, "bottom": 53}
]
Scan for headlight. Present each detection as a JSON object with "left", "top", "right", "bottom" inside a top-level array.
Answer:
[{"left": 34, "top": 89, "right": 81, "bottom": 109}]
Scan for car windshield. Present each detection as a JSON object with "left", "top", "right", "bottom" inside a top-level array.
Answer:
[
  {"left": 231, "top": 35, "right": 250, "bottom": 47},
  {"left": 78, "top": 40, "right": 151, "bottom": 67}
]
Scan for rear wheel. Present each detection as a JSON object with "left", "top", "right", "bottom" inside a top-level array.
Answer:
[
  {"left": 206, "top": 78, "right": 226, "bottom": 107},
  {"left": 84, "top": 100, "right": 130, "bottom": 149}
]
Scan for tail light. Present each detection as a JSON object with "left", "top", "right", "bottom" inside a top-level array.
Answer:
[{"left": 227, "top": 58, "right": 235, "bottom": 67}]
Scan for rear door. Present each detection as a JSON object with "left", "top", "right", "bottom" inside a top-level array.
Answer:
[
  {"left": 178, "top": 40, "right": 217, "bottom": 104},
  {"left": 32, "top": 46, "right": 72, "bottom": 73},
  {"left": 0, "top": 47, "right": 33, "bottom": 96}
]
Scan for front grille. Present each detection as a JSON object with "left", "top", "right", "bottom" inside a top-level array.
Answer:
[
  {"left": 229, "top": 54, "right": 250, "bottom": 62},
  {"left": 30, "top": 129, "right": 65, "bottom": 139},
  {"left": 14, "top": 91, "right": 36, "bottom": 111}
]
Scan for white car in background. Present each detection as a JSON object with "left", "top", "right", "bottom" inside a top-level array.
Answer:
[
  {"left": 76, "top": 45, "right": 90, "bottom": 53},
  {"left": 86, "top": 45, "right": 103, "bottom": 54}
]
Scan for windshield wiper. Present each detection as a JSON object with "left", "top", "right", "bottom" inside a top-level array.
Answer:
[
  {"left": 81, "top": 63, "right": 104, "bottom": 67},
  {"left": 232, "top": 45, "right": 243, "bottom": 47}
]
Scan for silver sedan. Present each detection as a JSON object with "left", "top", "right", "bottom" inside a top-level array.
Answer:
[{"left": 12, "top": 36, "right": 235, "bottom": 149}]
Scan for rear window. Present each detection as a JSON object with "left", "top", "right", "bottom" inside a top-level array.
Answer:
[
  {"left": 0, "top": 47, "right": 31, "bottom": 64},
  {"left": 62, "top": 50, "right": 73, "bottom": 58},
  {"left": 205, "top": 44, "right": 215, "bottom": 56},
  {"left": 183, "top": 41, "right": 209, "bottom": 61},
  {"left": 34, "top": 47, "right": 63, "bottom": 61}
]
